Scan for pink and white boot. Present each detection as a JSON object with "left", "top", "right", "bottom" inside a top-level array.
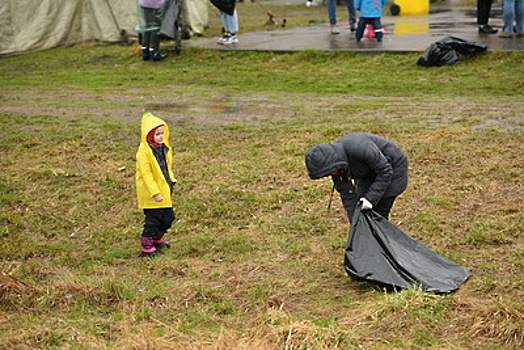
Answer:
[
  {"left": 153, "top": 231, "right": 171, "bottom": 250},
  {"left": 141, "top": 236, "right": 163, "bottom": 257}
]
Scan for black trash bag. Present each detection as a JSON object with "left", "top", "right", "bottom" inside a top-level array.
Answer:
[
  {"left": 439, "top": 36, "right": 487, "bottom": 56},
  {"left": 344, "top": 207, "right": 471, "bottom": 293},
  {"left": 417, "top": 36, "right": 487, "bottom": 67}
]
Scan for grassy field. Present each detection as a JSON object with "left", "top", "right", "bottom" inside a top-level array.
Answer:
[{"left": 1, "top": 2, "right": 523, "bottom": 349}]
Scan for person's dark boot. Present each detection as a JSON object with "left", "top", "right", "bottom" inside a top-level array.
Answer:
[
  {"left": 478, "top": 25, "right": 498, "bottom": 34},
  {"left": 141, "top": 47, "right": 151, "bottom": 61},
  {"left": 153, "top": 231, "right": 171, "bottom": 249},
  {"left": 349, "top": 20, "right": 356, "bottom": 32},
  {"left": 151, "top": 50, "right": 168, "bottom": 61}
]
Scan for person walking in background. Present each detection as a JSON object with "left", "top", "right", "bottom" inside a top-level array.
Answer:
[
  {"left": 498, "top": 0, "right": 524, "bottom": 38},
  {"left": 211, "top": 0, "right": 240, "bottom": 45},
  {"left": 327, "top": 0, "right": 357, "bottom": 34},
  {"left": 305, "top": 133, "right": 409, "bottom": 223},
  {"left": 355, "top": 0, "right": 386, "bottom": 42},
  {"left": 477, "top": 0, "right": 498, "bottom": 34},
  {"left": 136, "top": 0, "right": 168, "bottom": 61},
  {"left": 136, "top": 112, "right": 177, "bottom": 257}
]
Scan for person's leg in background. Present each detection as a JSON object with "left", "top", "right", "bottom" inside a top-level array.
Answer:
[
  {"left": 517, "top": 0, "right": 524, "bottom": 35},
  {"left": 372, "top": 17, "right": 383, "bottom": 41},
  {"left": 355, "top": 17, "right": 369, "bottom": 41},
  {"left": 141, "top": 31, "right": 152, "bottom": 60},
  {"left": 327, "top": 0, "right": 340, "bottom": 34},
  {"left": 500, "top": 0, "right": 516, "bottom": 37},
  {"left": 346, "top": 0, "right": 357, "bottom": 31},
  {"left": 140, "top": 7, "right": 168, "bottom": 61},
  {"left": 218, "top": 10, "right": 239, "bottom": 44},
  {"left": 477, "top": 0, "right": 498, "bottom": 34}
]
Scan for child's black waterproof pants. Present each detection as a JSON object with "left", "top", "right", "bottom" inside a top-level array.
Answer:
[{"left": 142, "top": 208, "right": 175, "bottom": 238}]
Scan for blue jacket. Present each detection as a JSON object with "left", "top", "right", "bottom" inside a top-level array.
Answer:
[{"left": 355, "top": 0, "right": 385, "bottom": 18}]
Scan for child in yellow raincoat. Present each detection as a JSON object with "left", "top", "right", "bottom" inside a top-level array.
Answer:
[{"left": 136, "top": 112, "right": 177, "bottom": 257}]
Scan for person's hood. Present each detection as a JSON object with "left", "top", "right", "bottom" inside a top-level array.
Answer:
[
  {"left": 140, "top": 112, "right": 170, "bottom": 147},
  {"left": 305, "top": 143, "right": 348, "bottom": 179}
]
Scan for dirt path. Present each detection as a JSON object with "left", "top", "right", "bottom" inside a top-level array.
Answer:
[{"left": 2, "top": 88, "right": 523, "bottom": 132}]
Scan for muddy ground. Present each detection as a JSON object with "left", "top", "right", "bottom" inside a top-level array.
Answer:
[{"left": 3, "top": 88, "right": 523, "bottom": 132}]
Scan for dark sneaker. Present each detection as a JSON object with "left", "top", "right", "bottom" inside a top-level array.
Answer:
[
  {"left": 153, "top": 241, "right": 171, "bottom": 249},
  {"left": 498, "top": 32, "right": 513, "bottom": 38},
  {"left": 222, "top": 34, "right": 238, "bottom": 45},
  {"left": 141, "top": 249, "right": 163, "bottom": 258},
  {"left": 349, "top": 20, "right": 356, "bottom": 32},
  {"left": 217, "top": 33, "right": 231, "bottom": 44},
  {"left": 330, "top": 25, "right": 340, "bottom": 34},
  {"left": 152, "top": 51, "right": 168, "bottom": 61},
  {"left": 142, "top": 48, "right": 150, "bottom": 61},
  {"left": 478, "top": 25, "right": 498, "bottom": 34}
]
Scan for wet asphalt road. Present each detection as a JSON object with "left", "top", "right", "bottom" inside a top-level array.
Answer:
[{"left": 187, "top": 6, "right": 524, "bottom": 53}]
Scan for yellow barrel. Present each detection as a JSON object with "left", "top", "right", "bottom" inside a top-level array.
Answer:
[{"left": 394, "top": 0, "right": 429, "bottom": 16}]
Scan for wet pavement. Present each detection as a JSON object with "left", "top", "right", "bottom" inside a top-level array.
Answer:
[{"left": 187, "top": 6, "right": 524, "bottom": 53}]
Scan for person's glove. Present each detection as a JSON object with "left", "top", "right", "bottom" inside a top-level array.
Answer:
[{"left": 359, "top": 197, "right": 373, "bottom": 210}]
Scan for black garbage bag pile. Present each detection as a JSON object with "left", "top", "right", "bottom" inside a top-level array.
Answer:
[
  {"left": 417, "top": 36, "right": 487, "bottom": 67},
  {"left": 344, "top": 208, "right": 471, "bottom": 293}
]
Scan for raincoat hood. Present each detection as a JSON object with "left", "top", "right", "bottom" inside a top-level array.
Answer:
[
  {"left": 141, "top": 112, "right": 170, "bottom": 148},
  {"left": 305, "top": 143, "right": 348, "bottom": 179}
]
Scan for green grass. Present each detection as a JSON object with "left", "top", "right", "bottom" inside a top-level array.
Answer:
[
  {"left": 1, "top": 4, "right": 523, "bottom": 349},
  {"left": 3, "top": 45, "right": 523, "bottom": 98}
]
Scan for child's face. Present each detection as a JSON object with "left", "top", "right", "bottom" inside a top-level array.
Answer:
[{"left": 153, "top": 126, "right": 165, "bottom": 144}]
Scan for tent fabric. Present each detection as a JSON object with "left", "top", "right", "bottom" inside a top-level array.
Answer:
[
  {"left": 181, "top": 0, "right": 209, "bottom": 38},
  {"left": 0, "top": 0, "right": 208, "bottom": 56},
  {"left": 344, "top": 207, "right": 471, "bottom": 293},
  {"left": 160, "top": 0, "right": 209, "bottom": 39}
]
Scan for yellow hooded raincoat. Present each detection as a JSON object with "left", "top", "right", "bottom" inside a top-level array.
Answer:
[{"left": 136, "top": 113, "right": 176, "bottom": 209}]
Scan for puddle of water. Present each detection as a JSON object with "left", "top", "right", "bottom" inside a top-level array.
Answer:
[
  {"left": 390, "top": 7, "right": 483, "bottom": 35},
  {"left": 145, "top": 103, "right": 188, "bottom": 111},
  {"left": 146, "top": 101, "right": 245, "bottom": 115}
]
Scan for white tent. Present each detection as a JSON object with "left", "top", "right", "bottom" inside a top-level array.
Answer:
[{"left": 0, "top": 0, "right": 208, "bottom": 56}]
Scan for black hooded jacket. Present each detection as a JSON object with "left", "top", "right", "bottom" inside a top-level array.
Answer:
[{"left": 305, "top": 133, "right": 408, "bottom": 217}]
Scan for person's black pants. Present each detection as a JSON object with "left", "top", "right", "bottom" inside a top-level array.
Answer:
[
  {"left": 373, "top": 197, "right": 396, "bottom": 220},
  {"left": 142, "top": 208, "right": 175, "bottom": 238},
  {"left": 477, "top": 0, "right": 494, "bottom": 25}
]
